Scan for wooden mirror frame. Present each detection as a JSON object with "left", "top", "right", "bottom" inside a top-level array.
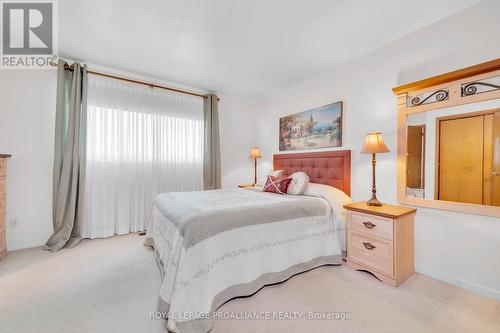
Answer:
[{"left": 393, "top": 59, "right": 500, "bottom": 217}]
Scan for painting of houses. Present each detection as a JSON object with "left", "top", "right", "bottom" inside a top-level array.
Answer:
[{"left": 279, "top": 101, "right": 343, "bottom": 151}]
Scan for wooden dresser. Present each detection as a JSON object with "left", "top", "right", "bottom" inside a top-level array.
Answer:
[
  {"left": 344, "top": 202, "right": 416, "bottom": 287},
  {"left": 0, "top": 154, "right": 11, "bottom": 260}
]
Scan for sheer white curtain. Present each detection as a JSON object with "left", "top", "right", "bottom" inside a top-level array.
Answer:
[{"left": 83, "top": 76, "right": 204, "bottom": 238}]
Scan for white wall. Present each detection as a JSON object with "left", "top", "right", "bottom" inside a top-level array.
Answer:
[
  {"left": 0, "top": 68, "right": 255, "bottom": 251},
  {"left": 255, "top": 0, "right": 500, "bottom": 300},
  {"left": 0, "top": 70, "right": 57, "bottom": 251},
  {"left": 218, "top": 95, "right": 257, "bottom": 188}
]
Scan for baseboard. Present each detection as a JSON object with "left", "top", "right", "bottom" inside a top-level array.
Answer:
[{"left": 415, "top": 264, "right": 500, "bottom": 301}]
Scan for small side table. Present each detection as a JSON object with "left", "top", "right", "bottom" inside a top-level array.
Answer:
[
  {"left": 238, "top": 184, "right": 255, "bottom": 188},
  {"left": 344, "top": 201, "right": 416, "bottom": 287}
]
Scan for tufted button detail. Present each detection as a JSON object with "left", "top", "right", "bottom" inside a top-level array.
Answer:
[{"left": 275, "top": 154, "right": 348, "bottom": 194}]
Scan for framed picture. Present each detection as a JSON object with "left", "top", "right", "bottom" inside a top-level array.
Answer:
[{"left": 279, "top": 101, "right": 343, "bottom": 151}]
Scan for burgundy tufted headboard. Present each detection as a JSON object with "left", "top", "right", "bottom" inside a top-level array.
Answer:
[{"left": 273, "top": 150, "right": 351, "bottom": 196}]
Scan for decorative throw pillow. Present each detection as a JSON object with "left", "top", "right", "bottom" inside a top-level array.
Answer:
[
  {"left": 287, "top": 171, "right": 310, "bottom": 195},
  {"left": 256, "top": 170, "right": 284, "bottom": 187},
  {"left": 263, "top": 175, "right": 292, "bottom": 195}
]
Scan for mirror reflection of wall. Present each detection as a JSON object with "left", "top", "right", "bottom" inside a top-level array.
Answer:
[{"left": 406, "top": 99, "right": 500, "bottom": 206}]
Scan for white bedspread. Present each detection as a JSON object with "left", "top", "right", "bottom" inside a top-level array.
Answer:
[{"left": 145, "top": 188, "right": 345, "bottom": 333}]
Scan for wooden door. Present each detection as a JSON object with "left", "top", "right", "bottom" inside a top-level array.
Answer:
[
  {"left": 438, "top": 116, "right": 484, "bottom": 204},
  {"left": 407, "top": 125, "right": 425, "bottom": 189},
  {"left": 483, "top": 114, "right": 494, "bottom": 205}
]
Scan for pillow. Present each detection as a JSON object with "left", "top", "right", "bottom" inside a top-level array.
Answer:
[
  {"left": 256, "top": 170, "right": 284, "bottom": 187},
  {"left": 287, "top": 171, "right": 310, "bottom": 195},
  {"left": 263, "top": 175, "right": 292, "bottom": 195},
  {"left": 269, "top": 169, "right": 284, "bottom": 177},
  {"left": 303, "top": 183, "right": 352, "bottom": 229}
]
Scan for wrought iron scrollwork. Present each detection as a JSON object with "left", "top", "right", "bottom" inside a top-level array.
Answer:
[
  {"left": 461, "top": 82, "right": 500, "bottom": 96},
  {"left": 411, "top": 89, "right": 448, "bottom": 106}
]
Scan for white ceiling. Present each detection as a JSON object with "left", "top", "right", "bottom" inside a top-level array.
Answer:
[{"left": 59, "top": 0, "right": 480, "bottom": 99}]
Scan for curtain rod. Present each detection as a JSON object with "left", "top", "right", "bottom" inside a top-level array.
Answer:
[{"left": 50, "top": 62, "right": 213, "bottom": 100}]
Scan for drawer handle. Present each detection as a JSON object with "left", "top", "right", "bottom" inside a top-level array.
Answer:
[
  {"left": 362, "top": 242, "right": 376, "bottom": 250},
  {"left": 362, "top": 221, "right": 376, "bottom": 229}
]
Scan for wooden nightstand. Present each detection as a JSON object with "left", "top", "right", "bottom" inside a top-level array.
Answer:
[
  {"left": 238, "top": 184, "right": 255, "bottom": 188},
  {"left": 344, "top": 202, "right": 416, "bottom": 287},
  {"left": 0, "top": 154, "right": 11, "bottom": 260}
]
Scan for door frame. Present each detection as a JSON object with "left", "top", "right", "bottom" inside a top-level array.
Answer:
[{"left": 406, "top": 124, "right": 426, "bottom": 190}]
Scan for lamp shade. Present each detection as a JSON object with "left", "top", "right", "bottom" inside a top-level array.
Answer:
[
  {"left": 249, "top": 147, "right": 262, "bottom": 159},
  {"left": 360, "top": 132, "right": 390, "bottom": 154}
]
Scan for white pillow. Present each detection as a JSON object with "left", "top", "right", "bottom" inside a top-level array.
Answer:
[
  {"left": 256, "top": 169, "right": 284, "bottom": 187},
  {"left": 286, "top": 171, "right": 309, "bottom": 195},
  {"left": 303, "top": 183, "right": 352, "bottom": 229}
]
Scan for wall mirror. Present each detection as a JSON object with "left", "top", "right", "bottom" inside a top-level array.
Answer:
[{"left": 394, "top": 59, "right": 500, "bottom": 217}]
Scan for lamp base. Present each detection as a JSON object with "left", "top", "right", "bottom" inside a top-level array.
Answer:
[{"left": 367, "top": 197, "right": 382, "bottom": 206}]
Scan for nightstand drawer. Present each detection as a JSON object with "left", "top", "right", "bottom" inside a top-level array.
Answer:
[
  {"left": 349, "top": 232, "right": 393, "bottom": 276},
  {"left": 350, "top": 211, "right": 393, "bottom": 241}
]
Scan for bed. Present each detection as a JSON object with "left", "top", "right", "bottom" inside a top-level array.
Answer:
[{"left": 145, "top": 150, "right": 351, "bottom": 333}]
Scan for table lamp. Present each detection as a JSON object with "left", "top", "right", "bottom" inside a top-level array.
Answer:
[
  {"left": 361, "top": 132, "right": 390, "bottom": 206},
  {"left": 249, "top": 147, "right": 262, "bottom": 185}
]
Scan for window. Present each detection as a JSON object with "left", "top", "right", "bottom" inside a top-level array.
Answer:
[{"left": 83, "top": 76, "right": 204, "bottom": 238}]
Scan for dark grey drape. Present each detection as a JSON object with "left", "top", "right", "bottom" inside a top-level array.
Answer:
[
  {"left": 203, "top": 93, "right": 221, "bottom": 190},
  {"left": 45, "top": 60, "right": 88, "bottom": 251}
]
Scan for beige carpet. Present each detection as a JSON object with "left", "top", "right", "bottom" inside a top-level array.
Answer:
[{"left": 1, "top": 234, "right": 499, "bottom": 333}]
